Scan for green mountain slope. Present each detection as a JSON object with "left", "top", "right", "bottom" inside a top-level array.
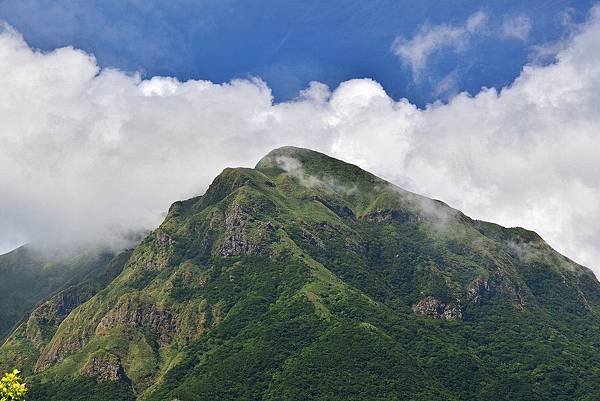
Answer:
[
  {"left": 0, "top": 246, "right": 122, "bottom": 343},
  {"left": 3, "top": 147, "right": 600, "bottom": 401},
  {"left": 0, "top": 250, "right": 132, "bottom": 375}
]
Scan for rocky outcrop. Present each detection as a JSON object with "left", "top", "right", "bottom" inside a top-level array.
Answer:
[
  {"left": 29, "top": 286, "right": 95, "bottom": 329},
  {"left": 141, "top": 229, "right": 176, "bottom": 271},
  {"left": 36, "top": 326, "right": 95, "bottom": 372},
  {"left": 308, "top": 195, "right": 355, "bottom": 219},
  {"left": 216, "top": 200, "right": 275, "bottom": 257},
  {"left": 36, "top": 295, "right": 210, "bottom": 372},
  {"left": 412, "top": 297, "right": 462, "bottom": 320},
  {"left": 362, "top": 209, "right": 423, "bottom": 225},
  {"left": 196, "top": 210, "right": 224, "bottom": 254},
  {"left": 466, "top": 278, "right": 492, "bottom": 305},
  {"left": 82, "top": 351, "right": 129, "bottom": 383},
  {"left": 155, "top": 230, "right": 175, "bottom": 247},
  {"left": 24, "top": 286, "right": 95, "bottom": 351},
  {"left": 96, "top": 296, "right": 176, "bottom": 346}
]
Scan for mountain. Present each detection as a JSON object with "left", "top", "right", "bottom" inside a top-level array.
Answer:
[
  {"left": 2, "top": 146, "right": 600, "bottom": 401},
  {"left": 0, "top": 246, "right": 121, "bottom": 343}
]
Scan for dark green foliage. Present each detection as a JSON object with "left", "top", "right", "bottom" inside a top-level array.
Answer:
[
  {"left": 264, "top": 323, "right": 454, "bottom": 401},
  {"left": 26, "top": 377, "right": 135, "bottom": 401}
]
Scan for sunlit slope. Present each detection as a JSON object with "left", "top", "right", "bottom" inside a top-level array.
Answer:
[{"left": 0, "top": 246, "right": 120, "bottom": 343}]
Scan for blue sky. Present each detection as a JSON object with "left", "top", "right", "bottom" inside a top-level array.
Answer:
[{"left": 0, "top": 0, "right": 595, "bottom": 106}]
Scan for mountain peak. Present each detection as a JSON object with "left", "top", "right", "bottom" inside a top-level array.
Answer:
[
  {"left": 255, "top": 146, "right": 376, "bottom": 182},
  {"left": 3, "top": 148, "right": 600, "bottom": 400},
  {"left": 255, "top": 146, "right": 332, "bottom": 169},
  {"left": 256, "top": 146, "right": 390, "bottom": 197}
]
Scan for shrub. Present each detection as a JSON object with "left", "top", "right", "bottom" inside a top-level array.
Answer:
[{"left": 0, "top": 370, "right": 26, "bottom": 401}]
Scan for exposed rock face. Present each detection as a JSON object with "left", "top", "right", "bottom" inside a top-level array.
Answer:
[
  {"left": 96, "top": 296, "right": 176, "bottom": 346},
  {"left": 36, "top": 330, "right": 92, "bottom": 372},
  {"left": 37, "top": 297, "right": 209, "bottom": 372},
  {"left": 197, "top": 210, "right": 224, "bottom": 254},
  {"left": 363, "top": 210, "right": 422, "bottom": 225},
  {"left": 155, "top": 230, "right": 175, "bottom": 247},
  {"left": 412, "top": 296, "right": 462, "bottom": 320},
  {"left": 216, "top": 200, "right": 274, "bottom": 257},
  {"left": 25, "top": 285, "right": 95, "bottom": 350},
  {"left": 82, "top": 351, "right": 129, "bottom": 383},
  {"left": 33, "top": 255, "right": 132, "bottom": 372},
  {"left": 466, "top": 278, "right": 492, "bottom": 305},
  {"left": 308, "top": 195, "right": 355, "bottom": 219},
  {"left": 142, "top": 230, "right": 176, "bottom": 271},
  {"left": 30, "top": 286, "right": 94, "bottom": 329}
]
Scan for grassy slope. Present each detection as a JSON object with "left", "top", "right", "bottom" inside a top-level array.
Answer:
[
  {"left": 0, "top": 246, "right": 120, "bottom": 343},
  {"left": 4, "top": 147, "right": 600, "bottom": 401},
  {"left": 0, "top": 250, "right": 132, "bottom": 375}
]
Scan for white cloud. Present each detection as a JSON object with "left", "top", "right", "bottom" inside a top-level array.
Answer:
[
  {"left": 433, "top": 70, "right": 460, "bottom": 99},
  {"left": 501, "top": 15, "right": 532, "bottom": 41},
  {"left": 391, "top": 11, "right": 487, "bottom": 77},
  {"left": 2, "top": 7, "right": 600, "bottom": 279}
]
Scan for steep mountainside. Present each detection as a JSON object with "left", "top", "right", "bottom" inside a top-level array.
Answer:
[
  {"left": 0, "top": 246, "right": 120, "bottom": 343},
  {"left": 0, "top": 250, "right": 132, "bottom": 376},
  {"left": 2, "top": 147, "right": 600, "bottom": 401}
]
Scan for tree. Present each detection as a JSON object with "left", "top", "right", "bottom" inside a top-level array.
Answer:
[{"left": 0, "top": 370, "right": 27, "bottom": 401}]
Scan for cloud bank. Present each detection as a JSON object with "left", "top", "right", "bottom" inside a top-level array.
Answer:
[{"left": 1, "top": 8, "right": 600, "bottom": 275}]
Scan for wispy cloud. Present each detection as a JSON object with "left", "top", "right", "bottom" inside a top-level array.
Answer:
[
  {"left": 501, "top": 15, "right": 532, "bottom": 41},
  {"left": 432, "top": 70, "right": 460, "bottom": 99},
  {"left": 391, "top": 11, "right": 487, "bottom": 78},
  {"left": 528, "top": 8, "right": 582, "bottom": 64},
  {"left": 269, "top": 156, "right": 357, "bottom": 196}
]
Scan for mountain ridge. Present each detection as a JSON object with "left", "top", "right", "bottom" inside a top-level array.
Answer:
[{"left": 2, "top": 146, "right": 600, "bottom": 400}]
